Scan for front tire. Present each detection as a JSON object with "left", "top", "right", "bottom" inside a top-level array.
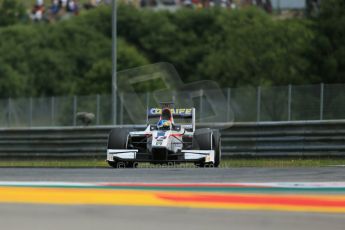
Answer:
[
  {"left": 107, "top": 128, "right": 136, "bottom": 168},
  {"left": 107, "top": 128, "right": 132, "bottom": 149}
]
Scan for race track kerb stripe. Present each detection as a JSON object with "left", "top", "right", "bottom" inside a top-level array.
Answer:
[{"left": 0, "top": 186, "right": 344, "bottom": 213}]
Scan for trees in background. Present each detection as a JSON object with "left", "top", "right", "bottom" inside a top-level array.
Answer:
[
  {"left": 0, "top": 6, "right": 148, "bottom": 97},
  {"left": 116, "top": 6, "right": 315, "bottom": 86},
  {"left": 0, "top": 3, "right": 344, "bottom": 97},
  {"left": 308, "top": 0, "right": 345, "bottom": 84},
  {"left": 196, "top": 9, "right": 315, "bottom": 86},
  {"left": 0, "top": 0, "right": 26, "bottom": 27}
]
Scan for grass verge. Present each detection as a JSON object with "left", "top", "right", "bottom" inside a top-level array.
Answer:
[
  {"left": 0, "top": 159, "right": 106, "bottom": 168},
  {"left": 221, "top": 157, "right": 345, "bottom": 168},
  {"left": 0, "top": 157, "right": 345, "bottom": 168}
]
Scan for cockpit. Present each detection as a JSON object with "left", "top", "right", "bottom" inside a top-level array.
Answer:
[
  {"left": 157, "top": 119, "right": 171, "bottom": 130},
  {"left": 157, "top": 108, "right": 173, "bottom": 130}
]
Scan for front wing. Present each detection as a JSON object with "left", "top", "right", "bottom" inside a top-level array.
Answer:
[{"left": 107, "top": 149, "right": 215, "bottom": 164}]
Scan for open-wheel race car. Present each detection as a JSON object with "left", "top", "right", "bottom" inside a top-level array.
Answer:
[{"left": 106, "top": 103, "right": 221, "bottom": 168}]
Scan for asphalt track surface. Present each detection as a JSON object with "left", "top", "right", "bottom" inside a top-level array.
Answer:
[
  {"left": 0, "top": 204, "right": 344, "bottom": 230},
  {"left": 0, "top": 167, "right": 344, "bottom": 182},
  {"left": 0, "top": 167, "right": 344, "bottom": 230}
]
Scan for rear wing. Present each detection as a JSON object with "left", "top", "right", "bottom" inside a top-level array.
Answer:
[{"left": 147, "top": 108, "right": 195, "bottom": 132}]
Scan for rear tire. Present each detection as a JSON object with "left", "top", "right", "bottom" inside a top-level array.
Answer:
[
  {"left": 212, "top": 130, "right": 221, "bottom": 167},
  {"left": 192, "top": 128, "right": 212, "bottom": 150},
  {"left": 192, "top": 129, "right": 221, "bottom": 168},
  {"left": 193, "top": 129, "right": 212, "bottom": 167}
]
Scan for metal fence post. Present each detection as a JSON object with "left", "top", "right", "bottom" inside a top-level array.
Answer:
[
  {"left": 172, "top": 91, "right": 176, "bottom": 105},
  {"left": 29, "top": 97, "right": 33, "bottom": 127},
  {"left": 96, "top": 94, "right": 100, "bottom": 125},
  {"left": 51, "top": 97, "right": 55, "bottom": 126},
  {"left": 256, "top": 86, "right": 261, "bottom": 122},
  {"left": 119, "top": 93, "right": 124, "bottom": 125},
  {"left": 73, "top": 96, "right": 77, "bottom": 126},
  {"left": 227, "top": 88, "right": 231, "bottom": 122},
  {"left": 7, "top": 98, "right": 11, "bottom": 127},
  {"left": 320, "top": 83, "right": 324, "bottom": 120},
  {"left": 288, "top": 84, "right": 292, "bottom": 121},
  {"left": 111, "top": 0, "right": 118, "bottom": 126},
  {"left": 146, "top": 92, "right": 150, "bottom": 109},
  {"left": 199, "top": 89, "right": 203, "bottom": 122}
]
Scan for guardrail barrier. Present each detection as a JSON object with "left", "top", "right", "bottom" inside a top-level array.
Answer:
[{"left": 1, "top": 120, "right": 344, "bottom": 158}]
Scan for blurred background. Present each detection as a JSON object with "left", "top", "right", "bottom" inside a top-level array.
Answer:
[{"left": 0, "top": 0, "right": 343, "bottom": 125}]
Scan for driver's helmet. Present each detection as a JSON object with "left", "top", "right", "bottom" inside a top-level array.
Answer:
[{"left": 157, "top": 119, "right": 171, "bottom": 130}]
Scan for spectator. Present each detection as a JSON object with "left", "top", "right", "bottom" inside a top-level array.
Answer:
[
  {"left": 140, "top": 0, "right": 147, "bottom": 7},
  {"left": 31, "top": 0, "right": 45, "bottom": 21},
  {"left": 220, "top": 0, "right": 229, "bottom": 8},
  {"left": 192, "top": 0, "right": 202, "bottom": 9},
  {"left": 60, "top": 0, "right": 68, "bottom": 8},
  {"left": 209, "top": 0, "right": 215, "bottom": 7},
  {"left": 263, "top": 0, "right": 272, "bottom": 13},
  {"left": 84, "top": 0, "right": 102, "bottom": 10},
  {"left": 50, "top": 0, "right": 60, "bottom": 15},
  {"left": 67, "top": 0, "right": 79, "bottom": 15},
  {"left": 183, "top": 0, "right": 193, "bottom": 8},
  {"left": 149, "top": 0, "right": 158, "bottom": 7}
]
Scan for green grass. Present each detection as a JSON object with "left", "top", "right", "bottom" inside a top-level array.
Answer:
[
  {"left": 0, "top": 159, "right": 107, "bottom": 168},
  {"left": 221, "top": 157, "right": 345, "bottom": 168},
  {"left": 0, "top": 157, "right": 345, "bottom": 168}
]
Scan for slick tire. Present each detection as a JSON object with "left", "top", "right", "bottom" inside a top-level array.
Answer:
[
  {"left": 212, "top": 130, "right": 221, "bottom": 167},
  {"left": 107, "top": 128, "right": 132, "bottom": 149},
  {"left": 193, "top": 128, "right": 221, "bottom": 168},
  {"left": 107, "top": 128, "right": 136, "bottom": 168}
]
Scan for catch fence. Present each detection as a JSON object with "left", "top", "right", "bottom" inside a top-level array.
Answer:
[{"left": 1, "top": 83, "right": 345, "bottom": 127}]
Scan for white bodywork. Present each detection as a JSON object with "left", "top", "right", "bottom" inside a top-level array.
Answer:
[
  {"left": 107, "top": 127, "right": 215, "bottom": 163},
  {"left": 107, "top": 107, "right": 217, "bottom": 164}
]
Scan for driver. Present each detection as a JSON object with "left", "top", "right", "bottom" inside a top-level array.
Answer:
[{"left": 157, "top": 119, "right": 171, "bottom": 130}]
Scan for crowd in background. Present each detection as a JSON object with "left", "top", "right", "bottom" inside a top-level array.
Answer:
[
  {"left": 29, "top": 0, "right": 315, "bottom": 22},
  {"left": 33, "top": 0, "right": 274, "bottom": 22},
  {"left": 140, "top": 0, "right": 272, "bottom": 11},
  {"left": 30, "top": 0, "right": 247, "bottom": 23},
  {"left": 30, "top": 0, "right": 111, "bottom": 22}
]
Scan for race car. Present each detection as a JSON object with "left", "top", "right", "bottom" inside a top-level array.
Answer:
[{"left": 106, "top": 103, "right": 221, "bottom": 168}]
